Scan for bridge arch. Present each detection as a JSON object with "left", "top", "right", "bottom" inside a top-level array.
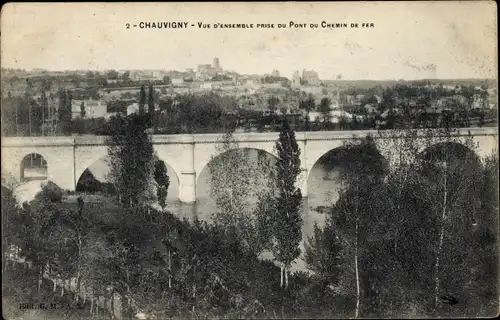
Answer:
[
  {"left": 194, "top": 142, "right": 277, "bottom": 181},
  {"left": 195, "top": 147, "right": 278, "bottom": 219},
  {"left": 75, "top": 152, "right": 181, "bottom": 201},
  {"left": 418, "top": 141, "right": 483, "bottom": 227},
  {"left": 306, "top": 138, "right": 386, "bottom": 226},
  {"left": 20, "top": 153, "right": 48, "bottom": 182},
  {"left": 419, "top": 141, "right": 481, "bottom": 165}
]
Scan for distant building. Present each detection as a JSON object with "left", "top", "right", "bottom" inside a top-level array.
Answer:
[
  {"left": 126, "top": 102, "right": 159, "bottom": 115},
  {"left": 196, "top": 57, "right": 224, "bottom": 80},
  {"left": 271, "top": 69, "right": 280, "bottom": 77},
  {"left": 302, "top": 69, "right": 320, "bottom": 86},
  {"left": 300, "top": 86, "right": 323, "bottom": 95},
  {"left": 106, "top": 79, "right": 124, "bottom": 84},
  {"left": 213, "top": 57, "right": 220, "bottom": 69},
  {"left": 308, "top": 110, "right": 357, "bottom": 123},
  {"left": 130, "top": 71, "right": 164, "bottom": 82},
  {"left": 197, "top": 64, "right": 212, "bottom": 73},
  {"left": 153, "top": 71, "right": 164, "bottom": 79},
  {"left": 126, "top": 103, "right": 141, "bottom": 115},
  {"left": 185, "top": 68, "right": 195, "bottom": 79},
  {"left": 72, "top": 98, "right": 107, "bottom": 119}
]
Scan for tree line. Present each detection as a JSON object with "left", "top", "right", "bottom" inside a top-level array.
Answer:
[{"left": 304, "top": 128, "right": 498, "bottom": 317}]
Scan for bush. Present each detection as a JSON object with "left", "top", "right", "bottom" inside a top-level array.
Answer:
[{"left": 36, "top": 181, "right": 64, "bottom": 203}]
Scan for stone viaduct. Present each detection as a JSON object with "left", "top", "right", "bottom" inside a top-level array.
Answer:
[{"left": 1, "top": 128, "right": 497, "bottom": 203}]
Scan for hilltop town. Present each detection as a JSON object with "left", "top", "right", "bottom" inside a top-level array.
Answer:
[{"left": 1, "top": 57, "right": 497, "bottom": 137}]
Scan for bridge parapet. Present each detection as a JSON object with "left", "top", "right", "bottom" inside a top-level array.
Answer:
[
  {"left": 1, "top": 127, "right": 496, "bottom": 147},
  {"left": 2, "top": 136, "right": 76, "bottom": 147}
]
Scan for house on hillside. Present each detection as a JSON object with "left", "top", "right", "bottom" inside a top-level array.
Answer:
[
  {"left": 126, "top": 102, "right": 159, "bottom": 115},
  {"left": 308, "top": 110, "right": 357, "bottom": 123},
  {"left": 72, "top": 98, "right": 107, "bottom": 119}
]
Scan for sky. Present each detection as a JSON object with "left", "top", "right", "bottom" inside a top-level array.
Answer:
[{"left": 1, "top": 2, "right": 497, "bottom": 80}]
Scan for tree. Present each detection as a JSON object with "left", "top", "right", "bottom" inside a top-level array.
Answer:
[
  {"left": 479, "top": 85, "right": 489, "bottom": 109},
  {"left": 304, "top": 222, "right": 342, "bottom": 285},
  {"left": 415, "top": 130, "right": 483, "bottom": 315},
  {"left": 80, "top": 101, "right": 86, "bottom": 118},
  {"left": 40, "top": 91, "right": 48, "bottom": 136},
  {"left": 327, "top": 137, "right": 386, "bottom": 318},
  {"left": 30, "top": 99, "right": 43, "bottom": 136},
  {"left": 319, "top": 97, "right": 332, "bottom": 128},
  {"left": 471, "top": 150, "right": 499, "bottom": 316},
  {"left": 107, "top": 114, "right": 155, "bottom": 207},
  {"left": 280, "top": 106, "right": 288, "bottom": 118},
  {"left": 154, "top": 159, "right": 170, "bottom": 209},
  {"left": 2, "top": 186, "right": 20, "bottom": 264},
  {"left": 107, "top": 70, "right": 119, "bottom": 80},
  {"left": 299, "top": 94, "right": 316, "bottom": 130},
  {"left": 86, "top": 71, "right": 94, "bottom": 80},
  {"left": 57, "top": 90, "right": 67, "bottom": 134},
  {"left": 258, "top": 120, "right": 303, "bottom": 288},
  {"left": 372, "top": 127, "right": 490, "bottom": 317},
  {"left": 122, "top": 71, "right": 130, "bottom": 81},
  {"left": 148, "top": 85, "right": 155, "bottom": 127},
  {"left": 208, "top": 131, "right": 267, "bottom": 253},
  {"left": 57, "top": 90, "right": 73, "bottom": 135},
  {"left": 267, "top": 96, "right": 280, "bottom": 129},
  {"left": 139, "top": 86, "right": 146, "bottom": 116}
]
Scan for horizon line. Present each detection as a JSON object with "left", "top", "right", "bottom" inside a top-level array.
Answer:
[{"left": 0, "top": 68, "right": 495, "bottom": 83}]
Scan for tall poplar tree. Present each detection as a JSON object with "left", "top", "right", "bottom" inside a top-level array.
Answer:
[
  {"left": 107, "top": 114, "right": 155, "bottom": 207},
  {"left": 154, "top": 159, "right": 170, "bottom": 209},
  {"left": 139, "top": 85, "right": 146, "bottom": 116},
  {"left": 148, "top": 85, "right": 155, "bottom": 127},
  {"left": 57, "top": 90, "right": 67, "bottom": 135},
  {"left": 258, "top": 120, "right": 303, "bottom": 288}
]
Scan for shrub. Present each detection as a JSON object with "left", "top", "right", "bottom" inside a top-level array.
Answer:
[{"left": 36, "top": 181, "right": 64, "bottom": 203}]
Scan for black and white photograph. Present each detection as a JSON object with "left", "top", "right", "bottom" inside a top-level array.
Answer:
[{"left": 1, "top": 2, "right": 498, "bottom": 319}]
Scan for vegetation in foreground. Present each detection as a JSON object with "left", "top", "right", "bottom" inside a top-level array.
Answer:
[{"left": 2, "top": 114, "right": 498, "bottom": 319}]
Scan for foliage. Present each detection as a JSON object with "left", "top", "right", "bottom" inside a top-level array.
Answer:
[
  {"left": 147, "top": 85, "right": 155, "bottom": 126},
  {"left": 139, "top": 85, "right": 146, "bottom": 116},
  {"left": 256, "top": 120, "right": 303, "bottom": 288},
  {"left": 106, "top": 113, "right": 155, "bottom": 207},
  {"left": 33, "top": 181, "right": 64, "bottom": 203},
  {"left": 154, "top": 159, "right": 170, "bottom": 209},
  {"left": 80, "top": 101, "right": 86, "bottom": 118},
  {"left": 208, "top": 131, "right": 269, "bottom": 254},
  {"left": 306, "top": 128, "right": 498, "bottom": 317},
  {"left": 304, "top": 222, "right": 342, "bottom": 284},
  {"left": 319, "top": 97, "right": 332, "bottom": 125}
]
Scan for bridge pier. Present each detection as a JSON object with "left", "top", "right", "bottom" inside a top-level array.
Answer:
[
  {"left": 179, "top": 171, "right": 196, "bottom": 203},
  {"left": 178, "top": 141, "right": 196, "bottom": 203}
]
